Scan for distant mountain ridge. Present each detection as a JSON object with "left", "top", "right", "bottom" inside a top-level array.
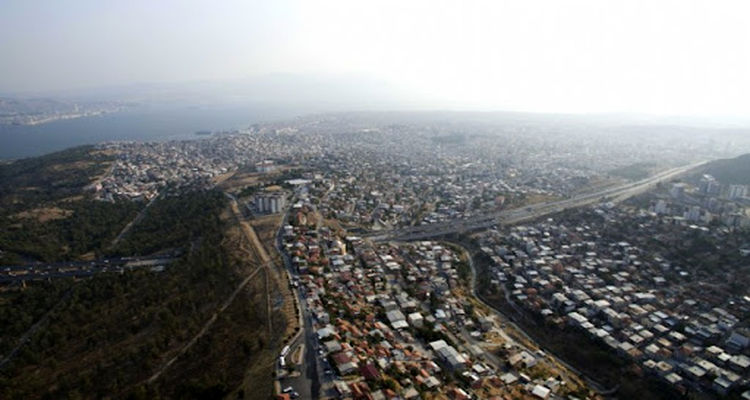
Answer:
[{"left": 704, "top": 153, "right": 750, "bottom": 185}]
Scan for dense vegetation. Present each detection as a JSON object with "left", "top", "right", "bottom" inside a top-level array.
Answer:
[
  {"left": 0, "top": 190, "right": 279, "bottom": 399},
  {"left": 0, "top": 146, "right": 112, "bottom": 211},
  {"left": 110, "top": 190, "right": 226, "bottom": 256},
  {"left": 608, "top": 162, "right": 657, "bottom": 181},
  {"left": 0, "top": 145, "right": 141, "bottom": 265},
  {"left": 0, "top": 200, "right": 140, "bottom": 264},
  {"left": 0, "top": 146, "right": 284, "bottom": 399},
  {"left": 704, "top": 153, "right": 750, "bottom": 185}
]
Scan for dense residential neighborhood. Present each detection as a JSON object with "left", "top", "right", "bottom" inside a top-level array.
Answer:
[
  {"left": 92, "top": 115, "right": 748, "bottom": 226},
  {"left": 277, "top": 195, "right": 597, "bottom": 399},
  {"left": 476, "top": 181, "right": 750, "bottom": 398}
]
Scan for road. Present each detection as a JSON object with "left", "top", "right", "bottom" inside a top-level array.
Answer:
[
  {"left": 275, "top": 186, "right": 334, "bottom": 400},
  {"left": 276, "top": 226, "right": 322, "bottom": 399},
  {"left": 0, "top": 256, "right": 177, "bottom": 284},
  {"left": 278, "top": 264, "right": 338, "bottom": 400},
  {"left": 367, "top": 161, "right": 705, "bottom": 242},
  {"left": 280, "top": 294, "right": 334, "bottom": 400}
]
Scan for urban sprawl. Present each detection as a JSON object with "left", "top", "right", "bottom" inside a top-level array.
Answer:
[{"left": 86, "top": 114, "right": 750, "bottom": 399}]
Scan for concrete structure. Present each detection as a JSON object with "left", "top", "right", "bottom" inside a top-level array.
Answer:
[
  {"left": 256, "top": 192, "right": 286, "bottom": 214},
  {"left": 256, "top": 160, "right": 277, "bottom": 173},
  {"left": 729, "top": 184, "right": 747, "bottom": 200}
]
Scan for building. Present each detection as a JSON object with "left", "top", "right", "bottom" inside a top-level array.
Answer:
[
  {"left": 256, "top": 160, "right": 277, "bottom": 173},
  {"left": 727, "top": 330, "right": 750, "bottom": 352},
  {"left": 429, "top": 340, "right": 467, "bottom": 371},
  {"left": 532, "top": 385, "right": 551, "bottom": 399},
  {"left": 728, "top": 184, "right": 747, "bottom": 200},
  {"left": 256, "top": 192, "right": 287, "bottom": 214},
  {"left": 699, "top": 175, "right": 721, "bottom": 195},
  {"left": 408, "top": 312, "right": 424, "bottom": 328},
  {"left": 654, "top": 200, "right": 668, "bottom": 214},
  {"left": 670, "top": 183, "right": 688, "bottom": 199},
  {"left": 686, "top": 206, "right": 702, "bottom": 222}
]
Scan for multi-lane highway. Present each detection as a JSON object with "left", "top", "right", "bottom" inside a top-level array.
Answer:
[
  {"left": 0, "top": 256, "right": 177, "bottom": 284},
  {"left": 366, "top": 161, "right": 706, "bottom": 242}
]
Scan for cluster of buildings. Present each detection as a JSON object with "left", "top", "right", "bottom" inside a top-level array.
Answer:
[
  {"left": 0, "top": 99, "right": 126, "bottom": 126},
  {"left": 279, "top": 195, "right": 596, "bottom": 399},
  {"left": 648, "top": 177, "right": 750, "bottom": 228},
  {"left": 478, "top": 200, "right": 750, "bottom": 397},
  {"left": 90, "top": 126, "right": 333, "bottom": 200},
  {"left": 297, "top": 118, "right": 724, "bottom": 232},
  {"left": 93, "top": 141, "right": 233, "bottom": 200},
  {"left": 254, "top": 188, "right": 288, "bottom": 214},
  {"left": 88, "top": 113, "right": 747, "bottom": 222}
]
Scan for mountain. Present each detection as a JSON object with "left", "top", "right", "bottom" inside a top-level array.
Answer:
[
  {"left": 0, "top": 148, "right": 283, "bottom": 399},
  {"left": 703, "top": 153, "right": 750, "bottom": 185}
]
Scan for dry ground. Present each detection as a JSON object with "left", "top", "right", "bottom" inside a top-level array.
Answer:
[
  {"left": 250, "top": 213, "right": 299, "bottom": 343},
  {"left": 13, "top": 207, "right": 72, "bottom": 223}
]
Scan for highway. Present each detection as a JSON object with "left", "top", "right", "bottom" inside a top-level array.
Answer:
[
  {"left": 0, "top": 256, "right": 177, "bottom": 284},
  {"left": 276, "top": 216, "right": 323, "bottom": 400},
  {"left": 366, "top": 161, "right": 706, "bottom": 242}
]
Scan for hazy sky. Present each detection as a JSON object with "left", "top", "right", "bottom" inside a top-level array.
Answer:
[{"left": 1, "top": 0, "right": 749, "bottom": 116}]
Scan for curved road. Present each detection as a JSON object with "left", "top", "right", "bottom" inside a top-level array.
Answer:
[{"left": 459, "top": 242, "right": 619, "bottom": 395}]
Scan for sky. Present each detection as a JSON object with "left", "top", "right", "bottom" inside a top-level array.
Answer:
[{"left": 1, "top": 0, "right": 749, "bottom": 116}]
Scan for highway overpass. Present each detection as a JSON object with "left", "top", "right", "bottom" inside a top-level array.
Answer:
[{"left": 365, "top": 161, "right": 706, "bottom": 242}]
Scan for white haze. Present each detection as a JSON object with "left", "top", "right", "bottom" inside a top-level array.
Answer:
[{"left": 1, "top": 0, "right": 749, "bottom": 118}]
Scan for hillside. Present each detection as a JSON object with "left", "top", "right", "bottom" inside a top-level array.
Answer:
[
  {"left": 0, "top": 148, "right": 286, "bottom": 399},
  {"left": 703, "top": 153, "right": 750, "bottom": 185},
  {"left": 0, "top": 190, "right": 283, "bottom": 399},
  {"left": 0, "top": 146, "right": 142, "bottom": 264}
]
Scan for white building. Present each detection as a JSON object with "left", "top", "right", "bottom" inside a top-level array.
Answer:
[
  {"left": 256, "top": 160, "right": 276, "bottom": 173},
  {"left": 728, "top": 184, "right": 747, "bottom": 200},
  {"left": 686, "top": 206, "right": 702, "bottom": 222},
  {"left": 670, "top": 183, "right": 688, "bottom": 199},
  {"left": 256, "top": 192, "right": 286, "bottom": 214},
  {"left": 654, "top": 199, "right": 668, "bottom": 214}
]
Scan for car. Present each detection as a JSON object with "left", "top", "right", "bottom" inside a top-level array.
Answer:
[{"left": 282, "top": 386, "right": 294, "bottom": 394}]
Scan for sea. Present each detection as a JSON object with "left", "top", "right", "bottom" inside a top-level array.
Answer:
[{"left": 0, "top": 104, "right": 297, "bottom": 161}]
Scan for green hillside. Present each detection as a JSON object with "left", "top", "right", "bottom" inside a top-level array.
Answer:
[
  {"left": 0, "top": 149, "right": 283, "bottom": 399},
  {"left": 0, "top": 190, "right": 280, "bottom": 400},
  {"left": 704, "top": 153, "right": 750, "bottom": 185}
]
